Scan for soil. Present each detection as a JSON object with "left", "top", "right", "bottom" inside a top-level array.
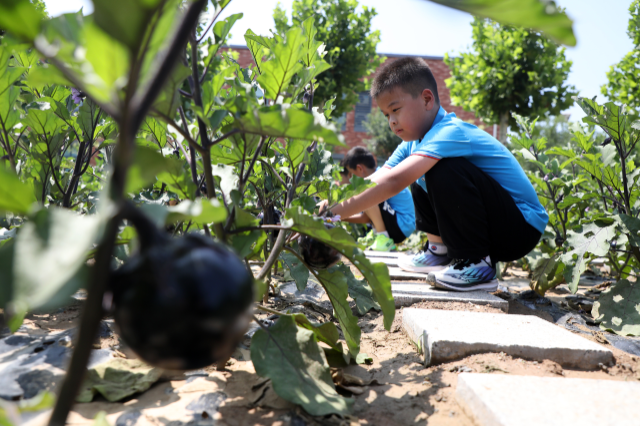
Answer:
[{"left": 9, "top": 287, "right": 640, "bottom": 426}]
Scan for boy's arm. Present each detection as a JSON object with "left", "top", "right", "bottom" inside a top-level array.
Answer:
[{"left": 330, "top": 155, "right": 438, "bottom": 218}]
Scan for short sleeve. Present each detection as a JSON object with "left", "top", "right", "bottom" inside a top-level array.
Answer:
[
  {"left": 384, "top": 141, "right": 411, "bottom": 168},
  {"left": 412, "top": 124, "right": 472, "bottom": 160}
]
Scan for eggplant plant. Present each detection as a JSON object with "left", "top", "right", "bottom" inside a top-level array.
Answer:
[
  {"left": 0, "top": 0, "right": 395, "bottom": 421},
  {"left": 511, "top": 98, "right": 640, "bottom": 337}
]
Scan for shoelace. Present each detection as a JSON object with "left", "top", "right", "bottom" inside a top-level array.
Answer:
[{"left": 452, "top": 258, "right": 482, "bottom": 270}]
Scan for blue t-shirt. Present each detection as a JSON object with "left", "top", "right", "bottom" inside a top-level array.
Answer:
[
  {"left": 384, "top": 107, "right": 548, "bottom": 234},
  {"left": 380, "top": 167, "right": 415, "bottom": 237}
]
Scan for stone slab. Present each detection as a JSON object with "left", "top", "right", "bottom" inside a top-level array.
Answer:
[
  {"left": 392, "top": 282, "right": 508, "bottom": 311},
  {"left": 387, "top": 267, "right": 427, "bottom": 280},
  {"left": 366, "top": 256, "right": 399, "bottom": 267},
  {"left": 364, "top": 251, "right": 400, "bottom": 258},
  {"left": 402, "top": 309, "right": 613, "bottom": 368},
  {"left": 456, "top": 373, "right": 640, "bottom": 426}
]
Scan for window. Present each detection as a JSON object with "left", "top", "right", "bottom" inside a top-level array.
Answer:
[{"left": 354, "top": 92, "right": 371, "bottom": 132}]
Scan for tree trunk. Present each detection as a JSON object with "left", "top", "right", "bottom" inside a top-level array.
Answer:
[{"left": 498, "top": 111, "right": 509, "bottom": 144}]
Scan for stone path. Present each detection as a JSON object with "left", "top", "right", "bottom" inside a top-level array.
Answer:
[
  {"left": 392, "top": 282, "right": 507, "bottom": 311},
  {"left": 402, "top": 309, "right": 614, "bottom": 368},
  {"left": 456, "top": 373, "right": 640, "bottom": 426}
]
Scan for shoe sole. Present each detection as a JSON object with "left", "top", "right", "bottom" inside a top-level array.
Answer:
[
  {"left": 426, "top": 274, "right": 499, "bottom": 292},
  {"left": 398, "top": 263, "right": 449, "bottom": 273}
]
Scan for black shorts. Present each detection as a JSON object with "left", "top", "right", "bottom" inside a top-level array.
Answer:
[{"left": 379, "top": 201, "right": 407, "bottom": 244}]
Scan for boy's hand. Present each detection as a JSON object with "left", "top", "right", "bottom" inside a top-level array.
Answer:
[{"left": 317, "top": 199, "right": 329, "bottom": 215}]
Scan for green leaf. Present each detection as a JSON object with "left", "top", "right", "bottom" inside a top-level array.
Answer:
[
  {"left": 332, "top": 264, "right": 380, "bottom": 315},
  {"left": 11, "top": 208, "right": 101, "bottom": 316},
  {"left": 250, "top": 315, "right": 352, "bottom": 416},
  {"left": 256, "top": 26, "right": 305, "bottom": 99},
  {"left": 0, "top": 167, "right": 36, "bottom": 215},
  {"left": 529, "top": 251, "right": 564, "bottom": 295},
  {"left": 77, "top": 358, "right": 162, "bottom": 403},
  {"left": 335, "top": 176, "right": 376, "bottom": 205},
  {"left": 592, "top": 279, "right": 640, "bottom": 336},
  {"left": 141, "top": 117, "right": 167, "bottom": 149},
  {"left": 0, "top": 0, "right": 45, "bottom": 41},
  {"left": 92, "top": 0, "right": 162, "bottom": 52},
  {"left": 152, "top": 63, "right": 191, "bottom": 116},
  {"left": 165, "top": 198, "right": 228, "bottom": 225},
  {"left": 429, "top": 0, "right": 576, "bottom": 46},
  {"left": 291, "top": 312, "right": 341, "bottom": 351},
  {"left": 286, "top": 207, "right": 395, "bottom": 330},
  {"left": 126, "top": 146, "right": 179, "bottom": 194},
  {"left": 560, "top": 223, "right": 616, "bottom": 293},
  {"left": 315, "top": 267, "right": 361, "bottom": 356},
  {"left": 236, "top": 104, "right": 345, "bottom": 146},
  {"left": 156, "top": 162, "right": 197, "bottom": 200},
  {"left": 280, "top": 250, "right": 309, "bottom": 291}
]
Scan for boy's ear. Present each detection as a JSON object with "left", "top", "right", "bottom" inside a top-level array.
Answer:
[{"left": 422, "top": 89, "right": 436, "bottom": 110}]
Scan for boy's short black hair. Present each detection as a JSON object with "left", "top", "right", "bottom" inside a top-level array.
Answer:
[
  {"left": 341, "top": 146, "right": 376, "bottom": 171},
  {"left": 370, "top": 57, "right": 440, "bottom": 103}
]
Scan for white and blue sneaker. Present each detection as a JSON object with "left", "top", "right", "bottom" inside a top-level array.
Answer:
[
  {"left": 426, "top": 256, "right": 497, "bottom": 292},
  {"left": 398, "top": 245, "right": 453, "bottom": 273}
]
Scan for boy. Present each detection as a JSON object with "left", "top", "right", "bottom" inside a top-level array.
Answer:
[
  {"left": 339, "top": 146, "right": 415, "bottom": 251},
  {"left": 323, "top": 58, "right": 547, "bottom": 292}
]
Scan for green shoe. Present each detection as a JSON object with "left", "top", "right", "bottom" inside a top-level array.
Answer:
[
  {"left": 369, "top": 234, "right": 396, "bottom": 251},
  {"left": 358, "top": 229, "right": 375, "bottom": 246}
]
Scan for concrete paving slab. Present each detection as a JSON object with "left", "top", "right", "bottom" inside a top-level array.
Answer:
[
  {"left": 402, "top": 309, "right": 613, "bottom": 368},
  {"left": 364, "top": 251, "right": 400, "bottom": 258},
  {"left": 387, "top": 267, "right": 427, "bottom": 280},
  {"left": 392, "top": 283, "right": 508, "bottom": 311},
  {"left": 366, "top": 256, "right": 399, "bottom": 266},
  {"left": 456, "top": 373, "right": 640, "bottom": 426}
]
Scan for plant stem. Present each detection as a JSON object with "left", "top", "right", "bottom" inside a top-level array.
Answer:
[{"left": 47, "top": 216, "right": 120, "bottom": 426}]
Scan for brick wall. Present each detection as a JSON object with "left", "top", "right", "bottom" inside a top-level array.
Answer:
[{"left": 221, "top": 46, "right": 491, "bottom": 156}]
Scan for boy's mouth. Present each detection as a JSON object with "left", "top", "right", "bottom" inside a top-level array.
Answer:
[{"left": 395, "top": 129, "right": 403, "bottom": 136}]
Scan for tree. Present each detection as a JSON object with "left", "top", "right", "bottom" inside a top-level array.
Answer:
[
  {"left": 601, "top": 1, "right": 640, "bottom": 110},
  {"left": 444, "top": 17, "right": 577, "bottom": 143},
  {"left": 364, "top": 109, "right": 402, "bottom": 159},
  {"left": 273, "top": 0, "right": 383, "bottom": 116}
]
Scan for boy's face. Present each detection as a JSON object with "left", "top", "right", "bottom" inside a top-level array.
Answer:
[{"left": 376, "top": 87, "right": 438, "bottom": 142}]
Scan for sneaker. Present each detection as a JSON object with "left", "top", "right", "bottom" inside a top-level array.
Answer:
[
  {"left": 358, "top": 229, "right": 375, "bottom": 246},
  {"left": 426, "top": 257, "right": 497, "bottom": 292},
  {"left": 369, "top": 234, "right": 396, "bottom": 251},
  {"left": 398, "top": 246, "right": 453, "bottom": 273}
]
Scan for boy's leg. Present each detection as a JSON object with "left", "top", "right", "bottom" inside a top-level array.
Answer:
[
  {"left": 424, "top": 158, "right": 541, "bottom": 291},
  {"left": 363, "top": 205, "right": 386, "bottom": 233},
  {"left": 397, "top": 183, "right": 453, "bottom": 272}
]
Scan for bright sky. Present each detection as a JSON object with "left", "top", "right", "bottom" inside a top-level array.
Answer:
[{"left": 44, "top": 0, "right": 635, "bottom": 122}]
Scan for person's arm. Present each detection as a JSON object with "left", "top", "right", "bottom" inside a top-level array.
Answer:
[
  {"left": 330, "top": 155, "right": 438, "bottom": 218},
  {"left": 341, "top": 212, "right": 371, "bottom": 224}
]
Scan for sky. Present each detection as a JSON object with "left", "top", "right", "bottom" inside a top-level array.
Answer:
[{"left": 44, "top": 0, "right": 635, "bottom": 122}]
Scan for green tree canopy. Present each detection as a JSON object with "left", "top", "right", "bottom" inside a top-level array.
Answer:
[
  {"left": 364, "top": 109, "right": 402, "bottom": 159},
  {"left": 601, "top": 1, "right": 640, "bottom": 110},
  {"left": 444, "top": 17, "right": 577, "bottom": 143},
  {"left": 273, "top": 0, "right": 383, "bottom": 116}
]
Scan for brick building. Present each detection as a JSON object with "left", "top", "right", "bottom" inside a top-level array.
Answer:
[{"left": 222, "top": 46, "right": 490, "bottom": 156}]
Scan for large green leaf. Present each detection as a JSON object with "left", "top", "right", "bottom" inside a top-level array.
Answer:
[
  {"left": 126, "top": 145, "right": 180, "bottom": 194},
  {"left": 9, "top": 208, "right": 101, "bottom": 323},
  {"left": 286, "top": 207, "right": 395, "bottom": 330},
  {"left": 592, "top": 279, "right": 640, "bottom": 337},
  {"left": 0, "top": 167, "right": 36, "bottom": 215},
  {"left": 429, "top": 0, "right": 576, "bottom": 46},
  {"left": 235, "top": 104, "right": 345, "bottom": 146},
  {"left": 332, "top": 264, "right": 380, "bottom": 315},
  {"left": 315, "top": 268, "right": 361, "bottom": 357},
  {"left": 280, "top": 250, "right": 309, "bottom": 291},
  {"left": 165, "top": 198, "right": 228, "bottom": 225},
  {"left": 0, "top": 0, "right": 45, "bottom": 41},
  {"left": 256, "top": 26, "right": 305, "bottom": 99},
  {"left": 92, "top": 0, "right": 163, "bottom": 52},
  {"left": 529, "top": 251, "right": 563, "bottom": 295},
  {"left": 250, "top": 315, "right": 352, "bottom": 416},
  {"left": 560, "top": 223, "right": 616, "bottom": 293}
]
